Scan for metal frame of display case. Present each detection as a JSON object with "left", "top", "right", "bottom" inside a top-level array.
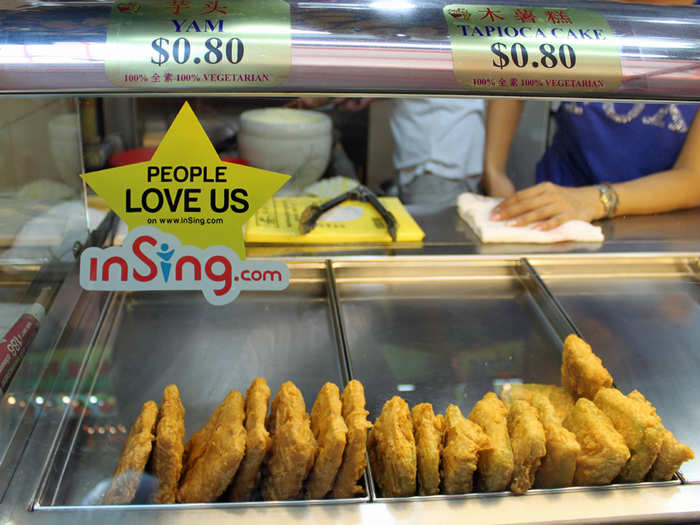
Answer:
[
  {"left": 1, "top": 0, "right": 700, "bottom": 99},
  {"left": 1, "top": 1, "right": 700, "bottom": 524},
  {"left": 2, "top": 255, "right": 700, "bottom": 524}
]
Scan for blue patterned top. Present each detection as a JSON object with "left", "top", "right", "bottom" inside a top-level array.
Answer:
[{"left": 536, "top": 102, "right": 699, "bottom": 186}]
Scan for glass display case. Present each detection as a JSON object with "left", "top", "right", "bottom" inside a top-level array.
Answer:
[{"left": 1, "top": 1, "right": 699, "bottom": 524}]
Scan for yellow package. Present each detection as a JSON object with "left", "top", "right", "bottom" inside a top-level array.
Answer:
[{"left": 245, "top": 197, "right": 425, "bottom": 244}]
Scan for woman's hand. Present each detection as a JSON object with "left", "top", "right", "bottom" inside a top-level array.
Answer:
[{"left": 490, "top": 182, "right": 605, "bottom": 230}]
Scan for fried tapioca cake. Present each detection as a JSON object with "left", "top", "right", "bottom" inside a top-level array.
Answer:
[
  {"left": 305, "top": 382, "right": 348, "bottom": 499},
  {"left": 177, "top": 390, "right": 247, "bottom": 503},
  {"left": 528, "top": 393, "right": 581, "bottom": 489},
  {"left": 508, "top": 400, "right": 546, "bottom": 495},
  {"left": 368, "top": 396, "right": 416, "bottom": 497},
  {"left": 331, "top": 380, "right": 372, "bottom": 499},
  {"left": 441, "top": 404, "right": 491, "bottom": 495},
  {"left": 627, "top": 390, "right": 695, "bottom": 481},
  {"left": 228, "top": 378, "right": 272, "bottom": 501},
  {"left": 593, "top": 387, "right": 664, "bottom": 483},
  {"left": 502, "top": 383, "right": 576, "bottom": 423},
  {"left": 563, "top": 398, "right": 630, "bottom": 486},
  {"left": 412, "top": 403, "right": 443, "bottom": 496},
  {"left": 561, "top": 334, "right": 613, "bottom": 400},
  {"left": 468, "top": 392, "right": 514, "bottom": 492},
  {"left": 262, "top": 381, "right": 317, "bottom": 501},
  {"left": 103, "top": 400, "right": 158, "bottom": 505},
  {"left": 151, "top": 385, "right": 185, "bottom": 504}
]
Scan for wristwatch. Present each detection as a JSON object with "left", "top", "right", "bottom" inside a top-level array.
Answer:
[{"left": 597, "top": 183, "right": 619, "bottom": 219}]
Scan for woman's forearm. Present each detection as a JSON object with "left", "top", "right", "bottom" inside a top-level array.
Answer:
[
  {"left": 483, "top": 99, "right": 525, "bottom": 177},
  {"left": 614, "top": 168, "right": 700, "bottom": 216}
]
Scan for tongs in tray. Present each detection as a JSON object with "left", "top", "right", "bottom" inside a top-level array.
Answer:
[{"left": 299, "top": 184, "right": 398, "bottom": 241}]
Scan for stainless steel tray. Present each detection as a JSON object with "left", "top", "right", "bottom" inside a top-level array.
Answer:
[
  {"left": 332, "top": 258, "right": 570, "bottom": 423},
  {"left": 531, "top": 254, "right": 700, "bottom": 483},
  {"left": 32, "top": 261, "right": 369, "bottom": 509},
  {"left": 3, "top": 255, "right": 699, "bottom": 525},
  {"left": 331, "top": 257, "right": 689, "bottom": 502}
]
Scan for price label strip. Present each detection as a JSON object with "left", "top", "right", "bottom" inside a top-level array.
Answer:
[
  {"left": 444, "top": 5, "right": 621, "bottom": 93},
  {"left": 105, "top": 0, "right": 291, "bottom": 88}
]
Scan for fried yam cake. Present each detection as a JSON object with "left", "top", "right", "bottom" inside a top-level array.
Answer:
[
  {"left": 151, "top": 385, "right": 185, "bottom": 504},
  {"left": 103, "top": 400, "right": 158, "bottom": 505},
  {"left": 468, "top": 392, "right": 514, "bottom": 492},
  {"left": 627, "top": 390, "right": 695, "bottom": 481},
  {"left": 228, "top": 378, "right": 272, "bottom": 501},
  {"left": 368, "top": 396, "right": 416, "bottom": 497},
  {"left": 262, "top": 381, "right": 317, "bottom": 500},
  {"left": 502, "top": 383, "right": 576, "bottom": 423},
  {"left": 267, "top": 381, "right": 308, "bottom": 434},
  {"left": 305, "top": 382, "right": 348, "bottom": 499},
  {"left": 412, "top": 403, "right": 443, "bottom": 496},
  {"left": 561, "top": 334, "right": 613, "bottom": 400},
  {"left": 563, "top": 398, "right": 630, "bottom": 485},
  {"left": 331, "top": 379, "right": 372, "bottom": 499},
  {"left": 528, "top": 393, "right": 581, "bottom": 489},
  {"left": 442, "top": 404, "right": 491, "bottom": 495},
  {"left": 593, "top": 387, "right": 663, "bottom": 482},
  {"left": 507, "top": 400, "right": 546, "bottom": 495},
  {"left": 177, "top": 390, "right": 246, "bottom": 503},
  {"left": 182, "top": 394, "right": 228, "bottom": 475}
]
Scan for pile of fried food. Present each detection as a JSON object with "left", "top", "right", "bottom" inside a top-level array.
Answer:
[
  {"left": 369, "top": 334, "right": 695, "bottom": 497},
  {"left": 102, "top": 378, "right": 371, "bottom": 504}
]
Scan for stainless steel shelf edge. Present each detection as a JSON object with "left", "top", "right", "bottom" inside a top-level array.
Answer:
[
  {"left": 7, "top": 483, "right": 700, "bottom": 525},
  {"left": 2, "top": 0, "right": 700, "bottom": 100}
]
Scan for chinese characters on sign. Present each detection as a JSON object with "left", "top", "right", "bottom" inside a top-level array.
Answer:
[{"left": 443, "top": 4, "right": 621, "bottom": 93}]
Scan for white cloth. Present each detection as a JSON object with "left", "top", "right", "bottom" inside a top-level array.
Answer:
[
  {"left": 389, "top": 98, "right": 485, "bottom": 185},
  {"left": 457, "top": 192, "right": 604, "bottom": 244}
]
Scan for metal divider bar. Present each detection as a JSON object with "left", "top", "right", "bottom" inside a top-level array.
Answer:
[
  {"left": 325, "top": 260, "right": 352, "bottom": 386},
  {"left": 325, "top": 260, "right": 377, "bottom": 503},
  {"left": 0, "top": 269, "right": 85, "bottom": 502},
  {"left": 30, "top": 290, "right": 120, "bottom": 509},
  {"left": 48, "top": 292, "right": 127, "bottom": 507},
  {"left": 517, "top": 257, "right": 583, "bottom": 343}
]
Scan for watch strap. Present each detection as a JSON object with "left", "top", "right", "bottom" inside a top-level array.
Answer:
[{"left": 597, "top": 183, "right": 619, "bottom": 219}]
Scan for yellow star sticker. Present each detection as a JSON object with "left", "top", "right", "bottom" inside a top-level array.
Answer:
[{"left": 81, "top": 101, "right": 289, "bottom": 259}]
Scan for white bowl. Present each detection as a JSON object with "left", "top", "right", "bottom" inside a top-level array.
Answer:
[{"left": 238, "top": 108, "right": 332, "bottom": 195}]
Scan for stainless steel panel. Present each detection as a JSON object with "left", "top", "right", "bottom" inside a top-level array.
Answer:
[
  {"left": 3, "top": 256, "right": 700, "bottom": 524},
  {"left": 333, "top": 258, "right": 567, "bottom": 423},
  {"left": 32, "top": 261, "right": 367, "bottom": 509},
  {"left": 531, "top": 255, "right": 700, "bottom": 483},
  {"left": 1, "top": 1, "right": 700, "bottom": 100}
]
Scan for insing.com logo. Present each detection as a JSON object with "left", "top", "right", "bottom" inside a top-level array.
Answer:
[{"left": 79, "top": 226, "right": 289, "bottom": 305}]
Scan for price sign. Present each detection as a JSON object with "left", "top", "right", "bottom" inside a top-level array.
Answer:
[
  {"left": 443, "top": 5, "right": 621, "bottom": 93},
  {"left": 105, "top": 0, "right": 290, "bottom": 89}
]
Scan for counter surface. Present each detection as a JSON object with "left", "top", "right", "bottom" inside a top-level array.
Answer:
[{"left": 246, "top": 204, "right": 700, "bottom": 258}]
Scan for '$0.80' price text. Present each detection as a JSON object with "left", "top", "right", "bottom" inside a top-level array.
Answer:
[
  {"left": 490, "top": 42, "right": 577, "bottom": 70},
  {"left": 151, "top": 37, "right": 245, "bottom": 66}
]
